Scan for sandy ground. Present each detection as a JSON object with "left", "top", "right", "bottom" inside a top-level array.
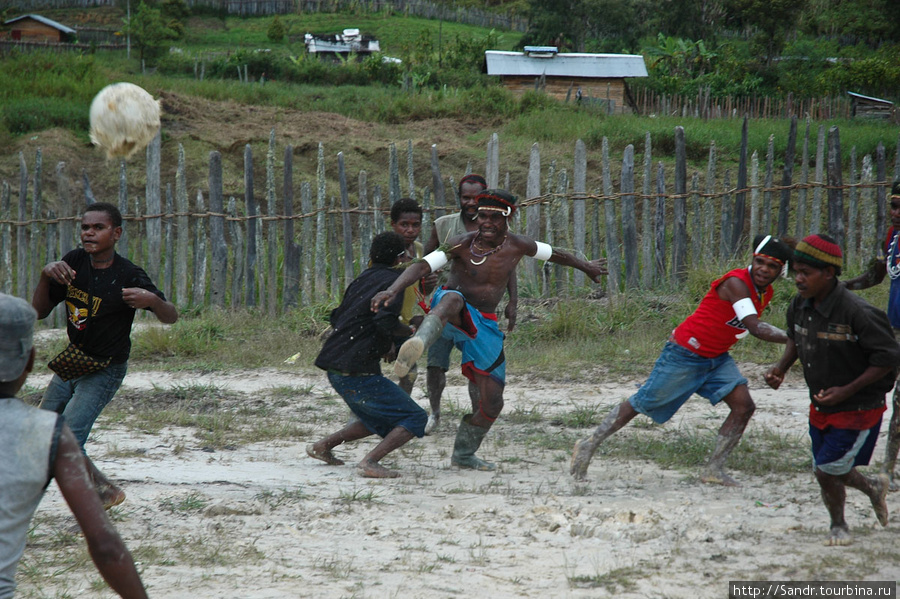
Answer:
[{"left": 16, "top": 364, "right": 900, "bottom": 599}]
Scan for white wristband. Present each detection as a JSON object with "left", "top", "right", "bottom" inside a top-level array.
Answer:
[
  {"left": 423, "top": 250, "right": 448, "bottom": 272},
  {"left": 533, "top": 241, "right": 553, "bottom": 261},
  {"left": 732, "top": 297, "right": 757, "bottom": 321}
]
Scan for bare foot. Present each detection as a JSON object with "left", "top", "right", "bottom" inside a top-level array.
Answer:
[
  {"left": 394, "top": 337, "right": 423, "bottom": 378},
  {"left": 306, "top": 443, "right": 344, "bottom": 466},
  {"left": 699, "top": 468, "right": 742, "bottom": 487},
  {"left": 570, "top": 439, "right": 594, "bottom": 481},
  {"left": 824, "top": 525, "right": 852, "bottom": 546},
  {"left": 869, "top": 474, "right": 889, "bottom": 527},
  {"left": 97, "top": 484, "right": 126, "bottom": 510},
  {"left": 424, "top": 412, "right": 440, "bottom": 436},
  {"left": 357, "top": 460, "right": 401, "bottom": 478}
]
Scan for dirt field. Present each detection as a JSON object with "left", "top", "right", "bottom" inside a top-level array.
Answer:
[{"left": 17, "top": 360, "right": 900, "bottom": 599}]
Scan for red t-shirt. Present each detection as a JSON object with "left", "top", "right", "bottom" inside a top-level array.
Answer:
[{"left": 672, "top": 267, "right": 773, "bottom": 358}]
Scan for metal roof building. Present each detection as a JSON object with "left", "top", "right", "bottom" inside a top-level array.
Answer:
[
  {"left": 3, "top": 14, "right": 76, "bottom": 42},
  {"left": 485, "top": 48, "right": 648, "bottom": 113}
]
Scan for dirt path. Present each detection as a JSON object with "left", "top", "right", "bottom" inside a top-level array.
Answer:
[{"left": 19, "top": 368, "right": 900, "bottom": 598}]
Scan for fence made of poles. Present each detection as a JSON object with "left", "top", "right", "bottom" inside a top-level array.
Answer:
[{"left": 1, "top": 124, "right": 897, "bottom": 319}]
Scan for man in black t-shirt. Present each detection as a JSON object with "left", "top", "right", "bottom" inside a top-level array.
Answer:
[
  {"left": 307, "top": 232, "right": 427, "bottom": 478},
  {"left": 32, "top": 202, "right": 178, "bottom": 508}
]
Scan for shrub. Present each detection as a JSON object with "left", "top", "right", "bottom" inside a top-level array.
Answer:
[{"left": 267, "top": 15, "right": 285, "bottom": 43}]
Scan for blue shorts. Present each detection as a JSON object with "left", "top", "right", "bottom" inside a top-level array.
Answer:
[
  {"left": 810, "top": 419, "right": 881, "bottom": 476},
  {"left": 628, "top": 342, "right": 747, "bottom": 424},
  {"left": 327, "top": 372, "right": 427, "bottom": 438},
  {"left": 431, "top": 288, "right": 506, "bottom": 386}
]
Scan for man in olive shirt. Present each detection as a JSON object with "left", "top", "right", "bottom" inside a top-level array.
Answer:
[{"left": 765, "top": 234, "right": 899, "bottom": 546}]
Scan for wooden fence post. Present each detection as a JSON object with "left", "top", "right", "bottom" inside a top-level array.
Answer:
[
  {"left": 602, "top": 137, "right": 620, "bottom": 294},
  {"left": 244, "top": 144, "right": 258, "bottom": 307},
  {"left": 315, "top": 143, "right": 327, "bottom": 301},
  {"left": 358, "top": 171, "right": 372, "bottom": 267},
  {"left": 146, "top": 131, "right": 161, "bottom": 283},
  {"left": 373, "top": 184, "right": 384, "bottom": 234},
  {"left": 720, "top": 169, "right": 732, "bottom": 259},
  {"left": 175, "top": 144, "right": 189, "bottom": 307},
  {"left": 573, "top": 139, "right": 587, "bottom": 288},
  {"left": 228, "top": 197, "right": 244, "bottom": 309},
  {"left": 778, "top": 116, "right": 797, "bottom": 237},
  {"left": 193, "top": 190, "right": 208, "bottom": 307},
  {"left": 16, "top": 152, "right": 27, "bottom": 299},
  {"left": 733, "top": 117, "right": 748, "bottom": 253},
  {"left": 300, "top": 181, "right": 313, "bottom": 306},
  {"left": 283, "top": 145, "right": 299, "bottom": 310},
  {"left": 208, "top": 151, "right": 227, "bottom": 308},
  {"left": 266, "top": 130, "right": 278, "bottom": 317},
  {"left": 552, "top": 168, "right": 570, "bottom": 295},
  {"left": 673, "top": 126, "right": 687, "bottom": 281},
  {"left": 796, "top": 118, "right": 811, "bottom": 238},
  {"left": 621, "top": 145, "right": 638, "bottom": 289},
  {"left": 542, "top": 160, "right": 556, "bottom": 297},
  {"left": 641, "top": 132, "right": 653, "bottom": 287},
  {"left": 406, "top": 139, "right": 416, "bottom": 201},
  {"left": 0, "top": 182, "right": 8, "bottom": 294},
  {"left": 861, "top": 155, "right": 876, "bottom": 264},
  {"left": 29, "top": 148, "right": 41, "bottom": 298},
  {"left": 164, "top": 183, "right": 173, "bottom": 302},
  {"left": 329, "top": 197, "right": 340, "bottom": 299},
  {"left": 847, "top": 147, "right": 858, "bottom": 268},
  {"left": 827, "top": 126, "right": 844, "bottom": 248},
  {"left": 876, "top": 142, "right": 887, "bottom": 246},
  {"left": 117, "top": 160, "right": 129, "bottom": 259},
  {"left": 655, "top": 162, "right": 667, "bottom": 281},
  {"left": 749, "top": 151, "right": 760, "bottom": 243},
  {"left": 690, "top": 171, "right": 701, "bottom": 267},
  {"left": 57, "top": 162, "right": 74, "bottom": 256},
  {"left": 763, "top": 135, "right": 774, "bottom": 235},
  {"left": 388, "top": 142, "right": 400, "bottom": 206},
  {"left": 811, "top": 125, "right": 825, "bottom": 234},
  {"left": 487, "top": 133, "right": 499, "bottom": 188},
  {"left": 526, "top": 143, "right": 541, "bottom": 288},
  {"left": 338, "top": 151, "right": 354, "bottom": 287},
  {"left": 430, "top": 145, "right": 446, "bottom": 227}
]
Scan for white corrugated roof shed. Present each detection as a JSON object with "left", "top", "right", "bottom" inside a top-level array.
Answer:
[
  {"left": 4, "top": 14, "right": 76, "bottom": 34},
  {"left": 486, "top": 50, "right": 648, "bottom": 78}
]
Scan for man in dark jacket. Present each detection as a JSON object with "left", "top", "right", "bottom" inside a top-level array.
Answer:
[
  {"left": 765, "top": 234, "right": 899, "bottom": 546},
  {"left": 307, "top": 232, "right": 427, "bottom": 478}
]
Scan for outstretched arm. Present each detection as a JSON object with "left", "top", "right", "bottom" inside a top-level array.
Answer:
[
  {"left": 54, "top": 425, "right": 149, "bottom": 599},
  {"left": 845, "top": 259, "right": 886, "bottom": 291},
  {"left": 371, "top": 259, "right": 435, "bottom": 313},
  {"left": 524, "top": 239, "right": 607, "bottom": 283},
  {"left": 717, "top": 277, "right": 787, "bottom": 343}
]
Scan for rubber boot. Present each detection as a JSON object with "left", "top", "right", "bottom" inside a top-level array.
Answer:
[
  {"left": 395, "top": 313, "right": 443, "bottom": 378},
  {"left": 451, "top": 415, "right": 496, "bottom": 471}
]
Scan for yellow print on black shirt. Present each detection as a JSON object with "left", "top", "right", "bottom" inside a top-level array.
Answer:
[{"left": 65, "top": 286, "right": 102, "bottom": 331}]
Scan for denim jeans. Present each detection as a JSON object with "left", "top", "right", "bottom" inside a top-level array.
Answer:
[
  {"left": 327, "top": 372, "right": 427, "bottom": 438},
  {"left": 40, "top": 361, "right": 128, "bottom": 449}
]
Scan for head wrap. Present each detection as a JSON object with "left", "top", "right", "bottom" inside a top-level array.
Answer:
[
  {"left": 459, "top": 174, "right": 487, "bottom": 191},
  {"left": 476, "top": 189, "right": 517, "bottom": 217},
  {"left": 752, "top": 234, "right": 791, "bottom": 266},
  {"left": 794, "top": 234, "right": 843, "bottom": 274}
]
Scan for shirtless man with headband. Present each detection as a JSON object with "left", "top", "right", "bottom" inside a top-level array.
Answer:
[{"left": 372, "top": 189, "right": 607, "bottom": 470}]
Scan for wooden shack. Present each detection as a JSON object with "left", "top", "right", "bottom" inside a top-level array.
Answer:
[
  {"left": 304, "top": 28, "right": 381, "bottom": 62},
  {"left": 848, "top": 92, "right": 894, "bottom": 120},
  {"left": 485, "top": 47, "right": 648, "bottom": 113},
  {"left": 2, "top": 14, "right": 75, "bottom": 42}
]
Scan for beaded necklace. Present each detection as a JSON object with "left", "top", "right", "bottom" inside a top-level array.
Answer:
[
  {"left": 469, "top": 233, "right": 507, "bottom": 265},
  {"left": 887, "top": 231, "right": 900, "bottom": 280}
]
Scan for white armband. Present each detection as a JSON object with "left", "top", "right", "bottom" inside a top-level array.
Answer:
[
  {"left": 533, "top": 241, "right": 553, "bottom": 261},
  {"left": 732, "top": 297, "right": 757, "bottom": 321},
  {"left": 423, "top": 250, "right": 448, "bottom": 272}
]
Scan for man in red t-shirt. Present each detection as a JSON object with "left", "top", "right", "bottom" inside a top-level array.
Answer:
[{"left": 571, "top": 235, "right": 793, "bottom": 486}]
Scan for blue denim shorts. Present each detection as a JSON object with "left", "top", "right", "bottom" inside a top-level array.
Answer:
[
  {"left": 327, "top": 372, "right": 427, "bottom": 438},
  {"left": 628, "top": 342, "right": 747, "bottom": 424},
  {"left": 810, "top": 419, "right": 881, "bottom": 476},
  {"left": 427, "top": 336, "right": 455, "bottom": 371},
  {"left": 40, "top": 361, "right": 128, "bottom": 450}
]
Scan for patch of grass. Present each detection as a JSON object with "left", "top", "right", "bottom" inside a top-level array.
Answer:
[
  {"left": 159, "top": 491, "right": 210, "bottom": 513},
  {"left": 337, "top": 487, "right": 382, "bottom": 504},
  {"left": 567, "top": 566, "right": 641, "bottom": 592}
]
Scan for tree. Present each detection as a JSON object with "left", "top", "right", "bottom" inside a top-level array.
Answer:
[
  {"left": 725, "top": 0, "right": 806, "bottom": 67},
  {"left": 122, "top": 1, "right": 179, "bottom": 64},
  {"left": 267, "top": 15, "right": 285, "bottom": 43}
]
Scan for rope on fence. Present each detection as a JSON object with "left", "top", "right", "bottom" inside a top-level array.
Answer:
[{"left": 0, "top": 180, "right": 893, "bottom": 227}]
